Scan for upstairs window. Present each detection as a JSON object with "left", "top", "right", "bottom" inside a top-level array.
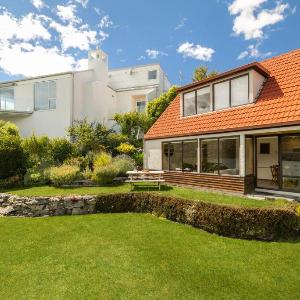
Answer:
[
  {"left": 213, "top": 74, "right": 249, "bottom": 111},
  {"left": 0, "top": 88, "right": 14, "bottom": 111},
  {"left": 214, "top": 81, "right": 230, "bottom": 110},
  {"left": 231, "top": 75, "right": 248, "bottom": 106},
  {"left": 183, "top": 91, "right": 196, "bottom": 116},
  {"left": 148, "top": 70, "right": 157, "bottom": 80},
  {"left": 197, "top": 86, "right": 210, "bottom": 113},
  {"left": 34, "top": 81, "right": 56, "bottom": 111},
  {"left": 183, "top": 86, "right": 211, "bottom": 117}
]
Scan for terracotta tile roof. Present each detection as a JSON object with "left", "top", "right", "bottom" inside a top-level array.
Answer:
[{"left": 145, "top": 49, "right": 300, "bottom": 140}]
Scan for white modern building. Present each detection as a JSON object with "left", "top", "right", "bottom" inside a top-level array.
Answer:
[{"left": 0, "top": 49, "right": 171, "bottom": 137}]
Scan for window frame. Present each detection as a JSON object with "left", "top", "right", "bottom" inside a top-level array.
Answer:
[
  {"left": 0, "top": 87, "right": 15, "bottom": 111},
  {"left": 199, "top": 135, "right": 240, "bottom": 176},
  {"left": 148, "top": 70, "right": 157, "bottom": 80},
  {"left": 161, "top": 139, "right": 198, "bottom": 172},
  {"left": 182, "top": 85, "right": 210, "bottom": 117},
  {"left": 34, "top": 80, "right": 57, "bottom": 111},
  {"left": 212, "top": 73, "right": 249, "bottom": 111},
  {"left": 136, "top": 99, "right": 146, "bottom": 113}
]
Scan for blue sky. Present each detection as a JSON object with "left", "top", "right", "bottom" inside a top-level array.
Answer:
[{"left": 0, "top": 0, "right": 299, "bottom": 85}]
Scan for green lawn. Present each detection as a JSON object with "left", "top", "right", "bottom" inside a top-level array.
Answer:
[
  {"left": 3, "top": 184, "right": 289, "bottom": 208},
  {"left": 0, "top": 214, "right": 299, "bottom": 299}
]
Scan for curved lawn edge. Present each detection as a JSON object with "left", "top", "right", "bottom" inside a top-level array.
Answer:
[{"left": 0, "top": 192, "right": 299, "bottom": 241}]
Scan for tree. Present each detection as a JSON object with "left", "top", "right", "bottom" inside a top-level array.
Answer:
[
  {"left": 146, "top": 86, "right": 177, "bottom": 125},
  {"left": 113, "top": 111, "right": 151, "bottom": 147},
  {"left": 68, "top": 118, "right": 113, "bottom": 155},
  {"left": 192, "top": 66, "right": 218, "bottom": 82}
]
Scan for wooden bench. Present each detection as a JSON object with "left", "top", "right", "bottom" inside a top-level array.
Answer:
[{"left": 125, "top": 171, "right": 165, "bottom": 190}]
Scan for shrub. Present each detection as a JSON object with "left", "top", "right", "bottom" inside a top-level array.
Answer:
[
  {"left": 64, "top": 156, "right": 88, "bottom": 171},
  {"left": 0, "top": 175, "right": 22, "bottom": 189},
  {"left": 0, "top": 121, "right": 25, "bottom": 180},
  {"left": 92, "top": 164, "right": 119, "bottom": 185},
  {"left": 49, "top": 165, "right": 80, "bottom": 186},
  {"left": 113, "top": 155, "right": 135, "bottom": 176},
  {"left": 116, "top": 142, "right": 136, "bottom": 154},
  {"left": 132, "top": 152, "right": 144, "bottom": 168},
  {"left": 23, "top": 166, "right": 51, "bottom": 186},
  {"left": 22, "top": 135, "right": 53, "bottom": 168},
  {"left": 93, "top": 152, "right": 112, "bottom": 169},
  {"left": 50, "top": 138, "right": 74, "bottom": 164},
  {"left": 94, "top": 193, "right": 300, "bottom": 241}
]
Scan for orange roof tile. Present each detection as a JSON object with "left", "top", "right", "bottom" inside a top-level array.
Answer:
[{"left": 145, "top": 49, "right": 300, "bottom": 140}]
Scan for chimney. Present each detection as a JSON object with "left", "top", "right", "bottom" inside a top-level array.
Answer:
[{"left": 88, "top": 49, "right": 108, "bottom": 82}]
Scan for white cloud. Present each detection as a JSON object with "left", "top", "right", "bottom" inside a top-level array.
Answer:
[
  {"left": 237, "top": 43, "right": 272, "bottom": 59},
  {"left": 138, "top": 55, "right": 146, "bottom": 61},
  {"left": 50, "top": 21, "right": 98, "bottom": 51},
  {"left": 30, "top": 0, "right": 44, "bottom": 10},
  {"left": 0, "top": 42, "right": 81, "bottom": 77},
  {"left": 74, "top": 0, "right": 89, "bottom": 8},
  {"left": 229, "top": 0, "right": 290, "bottom": 40},
  {"left": 145, "top": 49, "right": 168, "bottom": 59},
  {"left": 56, "top": 4, "right": 81, "bottom": 24},
  {"left": 177, "top": 42, "right": 214, "bottom": 61},
  {"left": 75, "top": 58, "right": 88, "bottom": 70},
  {"left": 116, "top": 48, "right": 123, "bottom": 54},
  {"left": 0, "top": 11, "right": 50, "bottom": 42},
  {"left": 175, "top": 17, "right": 187, "bottom": 30},
  {"left": 99, "top": 15, "right": 113, "bottom": 29}
]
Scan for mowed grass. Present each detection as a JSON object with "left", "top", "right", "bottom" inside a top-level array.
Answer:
[
  {"left": 3, "top": 184, "right": 290, "bottom": 208},
  {"left": 0, "top": 214, "right": 299, "bottom": 299}
]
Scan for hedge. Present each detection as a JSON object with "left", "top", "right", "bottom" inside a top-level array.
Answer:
[{"left": 95, "top": 193, "right": 300, "bottom": 241}]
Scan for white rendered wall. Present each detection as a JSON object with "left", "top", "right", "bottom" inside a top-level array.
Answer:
[
  {"left": 2, "top": 74, "right": 73, "bottom": 137},
  {"left": 144, "top": 139, "right": 162, "bottom": 170}
]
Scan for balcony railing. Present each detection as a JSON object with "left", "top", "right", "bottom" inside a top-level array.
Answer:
[{"left": 0, "top": 98, "right": 34, "bottom": 115}]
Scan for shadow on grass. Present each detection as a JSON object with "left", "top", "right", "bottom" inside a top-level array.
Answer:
[{"left": 131, "top": 185, "right": 173, "bottom": 192}]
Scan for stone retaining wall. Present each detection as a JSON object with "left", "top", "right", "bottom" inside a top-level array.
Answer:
[{"left": 0, "top": 194, "right": 97, "bottom": 217}]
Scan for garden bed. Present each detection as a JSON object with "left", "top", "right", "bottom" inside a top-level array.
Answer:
[{"left": 1, "top": 192, "right": 299, "bottom": 240}]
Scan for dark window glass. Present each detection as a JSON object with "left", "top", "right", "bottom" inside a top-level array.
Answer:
[
  {"left": 260, "top": 143, "right": 270, "bottom": 154},
  {"left": 148, "top": 70, "right": 157, "bottom": 80},
  {"left": 169, "top": 142, "right": 183, "bottom": 171},
  {"left": 162, "top": 143, "right": 169, "bottom": 170},
  {"left": 201, "top": 139, "right": 218, "bottom": 173},
  {"left": 219, "top": 138, "right": 240, "bottom": 175},
  {"left": 183, "top": 140, "right": 198, "bottom": 172}
]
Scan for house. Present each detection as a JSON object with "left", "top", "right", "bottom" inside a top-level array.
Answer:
[
  {"left": 144, "top": 49, "right": 300, "bottom": 196},
  {"left": 0, "top": 49, "right": 171, "bottom": 137}
]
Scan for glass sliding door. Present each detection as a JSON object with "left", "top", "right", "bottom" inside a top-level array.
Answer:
[
  {"left": 281, "top": 136, "right": 300, "bottom": 193},
  {"left": 183, "top": 140, "right": 198, "bottom": 172},
  {"left": 201, "top": 139, "right": 218, "bottom": 173},
  {"left": 219, "top": 137, "right": 240, "bottom": 175},
  {"left": 169, "top": 142, "right": 183, "bottom": 171}
]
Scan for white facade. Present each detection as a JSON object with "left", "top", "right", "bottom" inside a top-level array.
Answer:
[{"left": 0, "top": 50, "right": 171, "bottom": 137}]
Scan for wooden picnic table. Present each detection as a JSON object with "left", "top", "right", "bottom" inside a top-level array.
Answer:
[{"left": 125, "top": 170, "right": 165, "bottom": 190}]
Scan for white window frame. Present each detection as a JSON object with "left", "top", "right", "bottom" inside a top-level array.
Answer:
[{"left": 34, "top": 80, "right": 56, "bottom": 111}]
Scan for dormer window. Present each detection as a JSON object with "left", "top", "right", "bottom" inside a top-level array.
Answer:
[
  {"left": 182, "top": 73, "right": 251, "bottom": 117},
  {"left": 213, "top": 74, "right": 249, "bottom": 110},
  {"left": 183, "top": 86, "right": 211, "bottom": 117}
]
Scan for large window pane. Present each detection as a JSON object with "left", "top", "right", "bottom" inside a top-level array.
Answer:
[
  {"left": 183, "top": 91, "right": 196, "bottom": 116},
  {"left": 201, "top": 139, "right": 218, "bottom": 173},
  {"left": 219, "top": 137, "right": 240, "bottom": 175},
  {"left": 281, "top": 136, "right": 300, "bottom": 192},
  {"left": 0, "top": 88, "right": 14, "bottom": 111},
  {"left": 214, "top": 81, "right": 229, "bottom": 110},
  {"left": 35, "top": 81, "right": 56, "bottom": 110},
  {"left": 169, "top": 142, "right": 182, "bottom": 171},
  {"left": 162, "top": 143, "right": 169, "bottom": 170},
  {"left": 231, "top": 75, "right": 248, "bottom": 106},
  {"left": 197, "top": 86, "right": 210, "bottom": 113},
  {"left": 183, "top": 140, "right": 198, "bottom": 172}
]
